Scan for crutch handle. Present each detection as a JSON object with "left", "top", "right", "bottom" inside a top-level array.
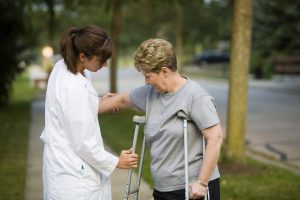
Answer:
[{"left": 133, "top": 115, "right": 146, "bottom": 124}]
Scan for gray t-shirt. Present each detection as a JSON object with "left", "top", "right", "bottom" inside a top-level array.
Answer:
[{"left": 129, "top": 79, "right": 220, "bottom": 192}]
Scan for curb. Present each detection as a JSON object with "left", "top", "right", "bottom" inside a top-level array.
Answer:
[{"left": 246, "top": 147, "right": 300, "bottom": 175}]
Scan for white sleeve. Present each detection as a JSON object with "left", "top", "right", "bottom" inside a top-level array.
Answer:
[{"left": 59, "top": 85, "right": 118, "bottom": 176}]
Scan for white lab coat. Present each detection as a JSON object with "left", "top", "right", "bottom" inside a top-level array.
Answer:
[{"left": 40, "top": 59, "right": 118, "bottom": 200}]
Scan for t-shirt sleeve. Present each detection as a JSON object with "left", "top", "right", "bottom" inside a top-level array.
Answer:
[
  {"left": 129, "top": 85, "right": 152, "bottom": 112},
  {"left": 190, "top": 95, "right": 220, "bottom": 130}
]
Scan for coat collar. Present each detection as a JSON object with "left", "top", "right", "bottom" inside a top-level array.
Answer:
[{"left": 76, "top": 71, "right": 98, "bottom": 97}]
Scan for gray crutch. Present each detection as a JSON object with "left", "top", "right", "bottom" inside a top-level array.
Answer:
[
  {"left": 124, "top": 115, "right": 146, "bottom": 200},
  {"left": 178, "top": 111, "right": 209, "bottom": 200}
]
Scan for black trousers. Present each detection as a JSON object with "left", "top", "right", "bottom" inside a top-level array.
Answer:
[{"left": 153, "top": 178, "right": 220, "bottom": 200}]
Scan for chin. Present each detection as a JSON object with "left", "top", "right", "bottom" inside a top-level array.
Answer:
[
  {"left": 91, "top": 68, "right": 98, "bottom": 72},
  {"left": 154, "top": 88, "right": 163, "bottom": 93}
]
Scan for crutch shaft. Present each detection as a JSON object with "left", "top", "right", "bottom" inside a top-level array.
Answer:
[
  {"left": 124, "top": 123, "right": 140, "bottom": 200},
  {"left": 124, "top": 115, "right": 146, "bottom": 200},
  {"left": 133, "top": 136, "right": 146, "bottom": 200},
  {"left": 183, "top": 119, "right": 189, "bottom": 200}
]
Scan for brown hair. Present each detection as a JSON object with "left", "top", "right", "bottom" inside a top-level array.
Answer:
[
  {"left": 134, "top": 38, "right": 177, "bottom": 73},
  {"left": 60, "top": 25, "right": 113, "bottom": 74}
]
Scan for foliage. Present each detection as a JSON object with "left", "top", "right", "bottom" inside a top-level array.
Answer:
[
  {"left": 182, "top": 0, "right": 232, "bottom": 54},
  {"left": 0, "top": 1, "right": 27, "bottom": 105},
  {"left": 252, "top": 0, "right": 300, "bottom": 78},
  {"left": 0, "top": 72, "right": 35, "bottom": 199},
  {"left": 119, "top": 0, "right": 232, "bottom": 57},
  {"left": 0, "top": 0, "right": 233, "bottom": 103}
]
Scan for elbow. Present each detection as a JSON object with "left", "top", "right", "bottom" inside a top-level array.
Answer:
[
  {"left": 208, "top": 124, "right": 223, "bottom": 149},
  {"left": 219, "top": 128, "right": 224, "bottom": 144},
  {"left": 216, "top": 127, "right": 224, "bottom": 149}
]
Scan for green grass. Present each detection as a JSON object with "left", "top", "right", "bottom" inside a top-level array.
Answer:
[
  {"left": 99, "top": 111, "right": 300, "bottom": 200},
  {"left": 99, "top": 110, "right": 154, "bottom": 186},
  {"left": 0, "top": 71, "right": 36, "bottom": 200},
  {"left": 220, "top": 158, "right": 300, "bottom": 200}
]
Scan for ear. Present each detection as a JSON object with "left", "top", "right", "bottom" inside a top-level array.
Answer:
[
  {"left": 79, "top": 53, "right": 86, "bottom": 62},
  {"left": 161, "top": 67, "right": 169, "bottom": 78}
]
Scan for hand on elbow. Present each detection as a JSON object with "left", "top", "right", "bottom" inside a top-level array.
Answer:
[{"left": 117, "top": 149, "right": 139, "bottom": 169}]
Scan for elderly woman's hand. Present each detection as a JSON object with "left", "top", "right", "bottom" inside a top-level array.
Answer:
[{"left": 188, "top": 181, "right": 208, "bottom": 199}]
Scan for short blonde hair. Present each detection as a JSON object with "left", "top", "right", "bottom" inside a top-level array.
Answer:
[{"left": 134, "top": 38, "right": 177, "bottom": 73}]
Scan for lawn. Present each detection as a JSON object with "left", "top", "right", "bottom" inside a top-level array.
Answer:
[
  {"left": 0, "top": 71, "right": 36, "bottom": 200},
  {"left": 100, "top": 111, "right": 300, "bottom": 200}
]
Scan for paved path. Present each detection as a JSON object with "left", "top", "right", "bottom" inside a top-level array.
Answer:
[{"left": 25, "top": 94, "right": 44, "bottom": 200}]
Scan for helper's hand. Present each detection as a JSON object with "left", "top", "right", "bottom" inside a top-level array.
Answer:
[
  {"left": 188, "top": 181, "right": 208, "bottom": 199},
  {"left": 101, "top": 92, "right": 116, "bottom": 99},
  {"left": 117, "top": 149, "right": 138, "bottom": 169},
  {"left": 101, "top": 93, "right": 122, "bottom": 113}
]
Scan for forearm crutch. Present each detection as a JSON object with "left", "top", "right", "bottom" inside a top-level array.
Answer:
[
  {"left": 124, "top": 115, "right": 146, "bottom": 200},
  {"left": 177, "top": 111, "right": 209, "bottom": 200}
]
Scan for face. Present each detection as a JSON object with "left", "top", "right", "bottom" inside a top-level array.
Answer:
[
  {"left": 143, "top": 70, "right": 166, "bottom": 92},
  {"left": 80, "top": 53, "right": 108, "bottom": 72}
]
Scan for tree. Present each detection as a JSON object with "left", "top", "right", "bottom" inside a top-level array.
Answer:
[
  {"left": 110, "top": 0, "right": 122, "bottom": 92},
  {"left": 45, "top": 0, "right": 55, "bottom": 45},
  {"left": 182, "top": 0, "right": 232, "bottom": 55},
  {"left": 251, "top": 0, "right": 300, "bottom": 78},
  {"left": 225, "top": 0, "right": 253, "bottom": 163},
  {"left": 0, "top": 0, "right": 28, "bottom": 105},
  {"left": 174, "top": 1, "right": 183, "bottom": 71}
]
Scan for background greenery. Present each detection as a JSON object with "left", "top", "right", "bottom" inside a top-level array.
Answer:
[
  {"left": 1, "top": 0, "right": 299, "bottom": 104},
  {"left": 0, "top": 71, "right": 36, "bottom": 199}
]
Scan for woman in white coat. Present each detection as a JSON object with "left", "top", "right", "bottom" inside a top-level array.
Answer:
[{"left": 40, "top": 25, "right": 138, "bottom": 200}]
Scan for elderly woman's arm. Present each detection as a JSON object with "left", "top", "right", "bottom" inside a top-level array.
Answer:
[
  {"left": 199, "top": 124, "right": 223, "bottom": 183},
  {"left": 189, "top": 124, "right": 223, "bottom": 199},
  {"left": 98, "top": 92, "right": 132, "bottom": 113}
]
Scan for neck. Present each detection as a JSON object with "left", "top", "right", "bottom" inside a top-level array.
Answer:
[{"left": 165, "top": 72, "right": 187, "bottom": 93}]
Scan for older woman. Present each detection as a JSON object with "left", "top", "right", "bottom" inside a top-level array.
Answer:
[{"left": 99, "top": 38, "right": 223, "bottom": 200}]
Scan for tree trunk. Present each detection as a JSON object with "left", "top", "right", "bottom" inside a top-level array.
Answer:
[
  {"left": 225, "top": 0, "right": 253, "bottom": 163},
  {"left": 110, "top": 0, "right": 121, "bottom": 93},
  {"left": 45, "top": 0, "right": 55, "bottom": 45},
  {"left": 174, "top": 2, "right": 183, "bottom": 72}
]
